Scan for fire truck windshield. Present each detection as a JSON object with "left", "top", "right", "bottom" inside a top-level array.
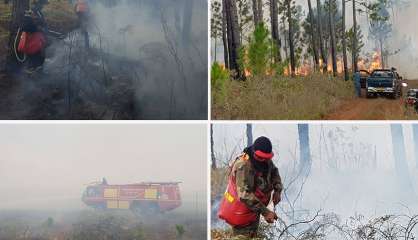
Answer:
[{"left": 85, "top": 186, "right": 100, "bottom": 197}]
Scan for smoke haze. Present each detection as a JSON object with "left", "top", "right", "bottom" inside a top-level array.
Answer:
[
  {"left": 0, "top": 124, "right": 207, "bottom": 211},
  {"left": 212, "top": 123, "right": 418, "bottom": 220}
]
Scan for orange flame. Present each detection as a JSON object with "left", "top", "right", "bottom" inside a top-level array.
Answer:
[
  {"left": 369, "top": 51, "right": 382, "bottom": 72},
  {"left": 244, "top": 68, "right": 251, "bottom": 77},
  {"left": 234, "top": 50, "right": 383, "bottom": 78},
  {"left": 284, "top": 61, "right": 311, "bottom": 76},
  {"left": 357, "top": 51, "right": 382, "bottom": 73}
]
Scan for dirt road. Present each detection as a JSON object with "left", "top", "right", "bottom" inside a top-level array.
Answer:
[{"left": 324, "top": 80, "right": 418, "bottom": 120}]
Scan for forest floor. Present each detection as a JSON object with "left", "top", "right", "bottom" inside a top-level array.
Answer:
[
  {"left": 0, "top": 209, "right": 206, "bottom": 240},
  {"left": 325, "top": 79, "right": 418, "bottom": 120}
]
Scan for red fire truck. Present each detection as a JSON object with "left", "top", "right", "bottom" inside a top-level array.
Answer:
[{"left": 82, "top": 180, "right": 182, "bottom": 216}]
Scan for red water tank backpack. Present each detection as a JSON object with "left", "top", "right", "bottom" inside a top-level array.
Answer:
[
  {"left": 218, "top": 173, "right": 270, "bottom": 227},
  {"left": 18, "top": 31, "right": 46, "bottom": 55}
]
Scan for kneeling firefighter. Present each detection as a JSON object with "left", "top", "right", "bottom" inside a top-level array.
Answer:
[
  {"left": 218, "top": 136, "right": 283, "bottom": 237},
  {"left": 16, "top": 0, "right": 48, "bottom": 72}
]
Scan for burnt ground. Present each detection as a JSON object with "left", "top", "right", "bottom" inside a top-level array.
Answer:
[
  {"left": 324, "top": 80, "right": 418, "bottom": 120},
  {"left": 0, "top": 36, "right": 207, "bottom": 119},
  {"left": 0, "top": 39, "right": 139, "bottom": 119}
]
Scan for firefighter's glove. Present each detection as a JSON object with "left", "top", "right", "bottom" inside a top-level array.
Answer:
[
  {"left": 262, "top": 210, "right": 278, "bottom": 223},
  {"left": 273, "top": 191, "right": 281, "bottom": 206}
]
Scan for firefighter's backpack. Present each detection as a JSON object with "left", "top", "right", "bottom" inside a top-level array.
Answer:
[
  {"left": 18, "top": 31, "right": 46, "bottom": 55},
  {"left": 217, "top": 174, "right": 270, "bottom": 227}
]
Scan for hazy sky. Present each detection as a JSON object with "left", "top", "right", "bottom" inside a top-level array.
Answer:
[{"left": 0, "top": 124, "right": 207, "bottom": 210}]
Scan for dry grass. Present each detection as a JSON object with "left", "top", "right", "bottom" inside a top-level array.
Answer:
[
  {"left": 212, "top": 73, "right": 355, "bottom": 120},
  {"left": 43, "top": 0, "right": 77, "bottom": 32},
  {"left": 0, "top": 3, "right": 12, "bottom": 59}
]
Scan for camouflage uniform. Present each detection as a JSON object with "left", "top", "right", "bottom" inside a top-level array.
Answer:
[{"left": 230, "top": 152, "right": 283, "bottom": 236}]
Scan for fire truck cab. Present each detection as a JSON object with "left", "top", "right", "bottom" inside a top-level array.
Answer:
[{"left": 82, "top": 180, "right": 182, "bottom": 216}]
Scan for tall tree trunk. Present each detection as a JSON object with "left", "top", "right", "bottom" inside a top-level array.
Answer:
[
  {"left": 222, "top": 0, "right": 229, "bottom": 68},
  {"left": 287, "top": 0, "right": 296, "bottom": 76},
  {"left": 252, "top": 0, "right": 260, "bottom": 25},
  {"left": 390, "top": 124, "right": 413, "bottom": 191},
  {"left": 246, "top": 123, "right": 253, "bottom": 147},
  {"left": 211, "top": 124, "right": 217, "bottom": 169},
  {"left": 342, "top": 0, "right": 349, "bottom": 80},
  {"left": 307, "top": 0, "right": 319, "bottom": 69},
  {"left": 214, "top": 37, "right": 217, "bottom": 62},
  {"left": 328, "top": 0, "right": 337, "bottom": 76},
  {"left": 225, "top": 0, "right": 242, "bottom": 78},
  {"left": 182, "top": 0, "right": 193, "bottom": 44},
  {"left": 352, "top": 0, "right": 358, "bottom": 72},
  {"left": 270, "top": 0, "right": 281, "bottom": 63},
  {"left": 412, "top": 125, "right": 418, "bottom": 169},
  {"left": 298, "top": 124, "right": 311, "bottom": 175},
  {"left": 379, "top": 38, "right": 385, "bottom": 68},
  {"left": 316, "top": 0, "right": 327, "bottom": 73},
  {"left": 226, "top": 0, "right": 234, "bottom": 68},
  {"left": 257, "top": 0, "right": 263, "bottom": 24},
  {"left": 6, "top": 0, "right": 29, "bottom": 71}
]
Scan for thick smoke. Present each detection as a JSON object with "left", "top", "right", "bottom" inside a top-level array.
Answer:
[
  {"left": 15, "top": 0, "right": 207, "bottom": 119},
  {"left": 342, "top": 0, "right": 418, "bottom": 78},
  {"left": 383, "top": 1, "right": 418, "bottom": 79}
]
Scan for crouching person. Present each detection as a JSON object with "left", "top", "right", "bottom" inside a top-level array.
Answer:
[
  {"left": 218, "top": 136, "right": 283, "bottom": 238},
  {"left": 17, "top": 8, "right": 47, "bottom": 73}
]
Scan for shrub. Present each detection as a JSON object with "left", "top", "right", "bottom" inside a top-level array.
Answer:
[
  {"left": 175, "top": 224, "right": 185, "bottom": 239},
  {"left": 211, "top": 62, "right": 230, "bottom": 104},
  {"left": 247, "top": 23, "right": 271, "bottom": 77}
]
